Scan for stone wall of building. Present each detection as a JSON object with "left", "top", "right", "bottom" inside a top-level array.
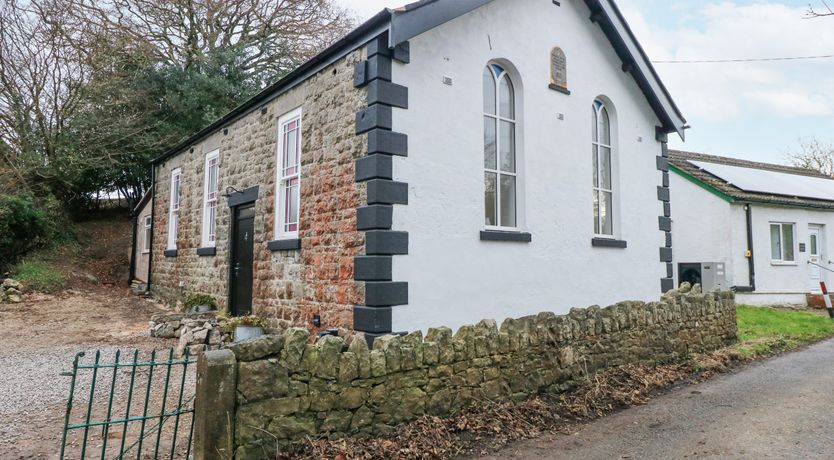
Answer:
[
  {"left": 151, "top": 48, "right": 367, "bottom": 330},
  {"left": 198, "top": 287, "right": 737, "bottom": 458}
]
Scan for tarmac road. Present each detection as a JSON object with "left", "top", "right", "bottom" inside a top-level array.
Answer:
[{"left": 480, "top": 339, "right": 834, "bottom": 460}]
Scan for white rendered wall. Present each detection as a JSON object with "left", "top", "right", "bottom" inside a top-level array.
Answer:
[
  {"left": 669, "top": 173, "right": 737, "bottom": 286},
  {"left": 389, "top": 0, "right": 667, "bottom": 332},
  {"left": 746, "top": 204, "right": 834, "bottom": 302}
]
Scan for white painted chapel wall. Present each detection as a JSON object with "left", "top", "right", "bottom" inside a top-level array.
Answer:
[{"left": 389, "top": 0, "right": 668, "bottom": 332}]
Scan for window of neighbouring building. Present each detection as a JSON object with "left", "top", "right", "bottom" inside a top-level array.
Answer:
[
  {"left": 167, "top": 168, "right": 182, "bottom": 250},
  {"left": 770, "top": 222, "right": 795, "bottom": 262},
  {"left": 201, "top": 150, "right": 220, "bottom": 247},
  {"left": 275, "top": 107, "right": 302, "bottom": 239},
  {"left": 143, "top": 215, "right": 152, "bottom": 253},
  {"left": 483, "top": 63, "right": 518, "bottom": 229},
  {"left": 592, "top": 99, "right": 615, "bottom": 237}
]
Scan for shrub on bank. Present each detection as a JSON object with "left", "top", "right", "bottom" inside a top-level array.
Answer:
[{"left": 0, "top": 194, "right": 66, "bottom": 270}]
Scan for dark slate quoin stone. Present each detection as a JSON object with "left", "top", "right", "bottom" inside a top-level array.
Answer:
[
  {"left": 365, "top": 231, "right": 408, "bottom": 255},
  {"left": 367, "top": 179, "right": 408, "bottom": 205},
  {"left": 368, "top": 129, "right": 408, "bottom": 157},
  {"left": 355, "top": 105, "right": 393, "bottom": 134},
  {"left": 354, "top": 256, "right": 393, "bottom": 281},
  {"left": 356, "top": 205, "right": 394, "bottom": 231},
  {"left": 356, "top": 155, "right": 393, "bottom": 182}
]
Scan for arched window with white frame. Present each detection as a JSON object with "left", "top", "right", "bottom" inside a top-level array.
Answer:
[
  {"left": 592, "top": 99, "right": 615, "bottom": 237},
  {"left": 483, "top": 63, "right": 518, "bottom": 229}
]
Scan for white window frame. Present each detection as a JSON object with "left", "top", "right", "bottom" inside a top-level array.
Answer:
[
  {"left": 201, "top": 150, "right": 220, "bottom": 248},
  {"left": 275, "top": 107, "right": 303, "bottom": 240},
  {"left": 592, "top": 99, "right": 615, "bottom": 238},
  {"left": 142, "top": 215, "right": 152, "bottom": 253},
  {"left": 770, "top": 222, "right": 796, "bottom": 264},
  {"left": 483, "top": 63, "right": 519, "bottom": 231},
  {"left": 167, "top": 168, "right": 182, "bottom": 251}
]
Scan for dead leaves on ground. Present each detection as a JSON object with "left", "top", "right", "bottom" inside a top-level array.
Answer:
[{"left": 281, "top": 349, "right": 748, "bottom": 460}]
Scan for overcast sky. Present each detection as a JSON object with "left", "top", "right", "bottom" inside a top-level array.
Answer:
[{"left": 336, "top": 0, "right": 834, "bottom": 164}]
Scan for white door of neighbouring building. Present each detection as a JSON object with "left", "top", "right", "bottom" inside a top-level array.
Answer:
[{"left": 809, "top": 226, "right": 824, "bottom": 292}]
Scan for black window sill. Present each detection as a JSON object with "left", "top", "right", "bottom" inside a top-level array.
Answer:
[
  {"left": 268, "top": 238, "right": 301, "bottom": 252},
  {"left": 480, "top": 231, "right": 532, "bottom": 243},
  {"left": 164, "top": 249, "right": 178, "bottom": 258},
  {"left": 592, "top": 238, "right": 627, "bottom": 249},
  {"left": 548, "top": 83, "right": 571, "bottom": 95},
  {"left": 197, "top": 247, "right": 217, "bottom": 256}
]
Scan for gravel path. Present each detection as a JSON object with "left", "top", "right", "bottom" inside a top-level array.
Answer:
[
  {"left": 0, "top": 290, "right": 182, "bottom": 459},
  {"left": 478, "top": 338, "right": 834, "bottom": 460}
]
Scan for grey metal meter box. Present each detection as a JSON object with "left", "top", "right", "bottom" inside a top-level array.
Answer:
[
  {"left": 678, "top": 262, "right": 728, "bottom": 292},
  {"left": 701, "top": 262, "right": 727, "bottom": 292}
]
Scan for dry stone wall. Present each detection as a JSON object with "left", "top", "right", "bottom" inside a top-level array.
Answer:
[{"left": 199, "top": 287, "right": 737, "bottom": 458}]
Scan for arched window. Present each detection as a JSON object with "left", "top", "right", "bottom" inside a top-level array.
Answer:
[
  {"left": 550, "top": 47, "right": 567, "bottom": 89},
  {"left": 483, "top": 63, "right": 517, "bottom": 228},
  {"left": 592, "top": 99, "right": 614, "bottom": 236}
]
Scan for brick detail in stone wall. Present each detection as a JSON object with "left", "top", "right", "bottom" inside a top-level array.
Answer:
[
  {"left": 352, "top": 33, "right": 410, "bottom": 337},
  {"left": 151, "top": 49, "right": 368, "bottom": 331},
  {"left": 214, "top": 288, "right": 737, "bottom": 456},
  {"left": 657, "top": 127, "right": 674, "bottom": 293}
]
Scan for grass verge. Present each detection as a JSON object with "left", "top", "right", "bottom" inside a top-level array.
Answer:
[
  {"left": 13, "top": 258, "right": 66, "bottom": 293},
  {"left": 733, "top": 305, "right": 834, "bottom": 358},
  {"left": 281, "top": 306, "right": 834, "bottom": 460}
]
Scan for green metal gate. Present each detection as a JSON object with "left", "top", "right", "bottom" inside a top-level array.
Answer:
[{"left": 59, "top": 348, "right": 198, "bottom": 459}]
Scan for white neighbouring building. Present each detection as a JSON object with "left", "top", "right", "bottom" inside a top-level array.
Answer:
[
  {"left": 670, "top": 151, "right": 834, "bottom": 306},
  {"left": 138, "top": 0, "right": 687, "bottom": 339}
]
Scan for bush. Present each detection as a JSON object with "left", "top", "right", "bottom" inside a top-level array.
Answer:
[
  {"left": 183, "top": 293, "right": 217, "bottom": 312},
  {"left": 14, "top": 259, "right": 65, "bottom": 292},
  {"left": 0, "top": 194, "right": 66, "bottom": 270},
  {"left": 222, "top": 315, "right": 268, "bottom": 334}
]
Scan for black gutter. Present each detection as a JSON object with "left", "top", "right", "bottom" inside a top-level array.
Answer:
[
  {"left": 601, "top": 0, "right": 686, "bottom": 124},
  {"left": 151, "top": 10, "right": 392, "bottom": 166},
  {"left": 733, "top": 203, "right": 756, "bottom": 292},
  {"left": 583, "top": 0, "right": 686, "bottom": 138}
]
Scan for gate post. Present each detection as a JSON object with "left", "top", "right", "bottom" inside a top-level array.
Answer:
[{"left": 194, "top": 349, "right": 237, "bottom": 460}]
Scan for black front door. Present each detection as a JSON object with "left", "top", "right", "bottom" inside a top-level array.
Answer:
[{"left": 230, "top": 205, "right": 255, "bottom": 316}]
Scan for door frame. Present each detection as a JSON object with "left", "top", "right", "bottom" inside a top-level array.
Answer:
[
  {"left": 225, "top": 186, "right": 259, "bottom": 316},
  {"left": 808, "top": 224, "right": 825, "bottom": 293}
]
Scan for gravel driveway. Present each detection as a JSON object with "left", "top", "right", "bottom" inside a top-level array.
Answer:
[
  {"left": 0, "top": 290, "right": 180, "bottom": 459},
  {"left": 479, "top": 338, "right": 834, "bottom": 460}
]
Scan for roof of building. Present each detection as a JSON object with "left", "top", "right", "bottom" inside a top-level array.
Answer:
[
  {"left": 152, "top": 0, "right": 687, "bottom": 165},
  {"left": 132, "top": 188, "right": 153, "bottom": 215},
  {"left": 669, "top": 150, "right": 834, "bottom": 210}
]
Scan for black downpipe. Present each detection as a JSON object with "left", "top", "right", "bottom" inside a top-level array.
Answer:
[
  {"left": 742, "top": 203, "right": 756, "bottom": 291},
  {"left": 732, "top": 203, "right": 756, "bottom": 292},
  {"left": 128, "top": 213, "right": 138, "bottom": 286},
  {"left": 746, "top": 203, "right": 756, "bottom": 290},
  {"left": 147, "top": 168, "right": 156, "bottom": 291}
]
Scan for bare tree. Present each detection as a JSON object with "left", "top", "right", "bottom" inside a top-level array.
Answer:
[
  {"left": 806, "top": 1, "right": 834, "bottom": 18},
  {"left": 35, "top": 0, "right": 355, "bottom": 83},
  {"left": 0, "top": 0, "right": 87, "bottom": 195},
  {"left": 786, "top": 138, "right": 834, "bottom": 177},
  {"left": 1, "top": 0, "right": 355, "bottom": 207}
]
